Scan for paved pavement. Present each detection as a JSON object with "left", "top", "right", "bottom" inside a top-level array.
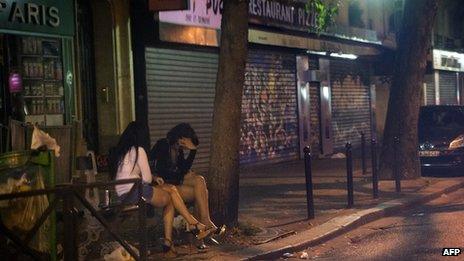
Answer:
[
  {"left": 283, "top": 188, "right": 464, "bottom": 260},
  {"left": 147, "top": 158, "right": 464, "bottom": 260},
  {"left": 239, "top": 158, "right": 420, "bottom": 231}
]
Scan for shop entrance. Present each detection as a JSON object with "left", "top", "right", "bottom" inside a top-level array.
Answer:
[
  {"left": 77, "top": 0, "right": 118, "bottom": 153},
  {"left": 76, "top": 0, "right": 98, "bottom": 151}
]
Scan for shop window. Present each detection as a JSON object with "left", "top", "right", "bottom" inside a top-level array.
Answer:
[
  {"left": 348, "top": 1, "right": 365, "bottom": 28},
  {"left": 3, "top": 35, "right": 65, "bottom": 126}
]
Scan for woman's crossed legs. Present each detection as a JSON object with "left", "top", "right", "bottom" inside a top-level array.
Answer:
[
  {"left": 176, "top": 171, "right": 218, "bottom": 230},
  {"left": 150, "top": 184, "right": 208, "bottom": 251}
]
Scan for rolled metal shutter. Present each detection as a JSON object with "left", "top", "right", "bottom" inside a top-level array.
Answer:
[
  {"left": 145, "top": 48, "right": 218, "bottom": 172},
  {"left": 240, "top": 50, "right": 299, "bottom": 165},
  {"left": 424, "top": 74, "right": 435, "bottom": 105},
  {"left": 439, "top": 72, "right": 458, "bottom": 105},
  {"left": 330, "top": 60, "right": 371, "bottom": 150}
]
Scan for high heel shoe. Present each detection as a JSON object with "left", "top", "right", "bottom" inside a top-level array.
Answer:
[
  {"left": 189, "top": 222, "right": 213, "bottom": 240},
  {"left": 204, "top": 225, "right": 226, "bottom": 245},
  {"left": 210, "top": 225, "right": 226, "bottom": 237},
  {"left": 161, "top": 238, "right": 177, "bottom": 258}
]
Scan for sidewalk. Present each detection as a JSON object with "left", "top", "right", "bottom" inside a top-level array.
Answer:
[{"left": 151, "top": 158, "right": 464, "bottom": 260}]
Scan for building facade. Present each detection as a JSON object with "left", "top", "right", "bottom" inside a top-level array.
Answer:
[
  {"left": 128, "top": 0, "right": 397, "bottom": 172},
  {"left": 423, "top": 0, "right": 464, "bottom": 107},
  {"left": 74, "top": 0, "right": 135, "bottom": 153},
  {"left": 0, "top": 0, "right": 75, "bottom": 128}
]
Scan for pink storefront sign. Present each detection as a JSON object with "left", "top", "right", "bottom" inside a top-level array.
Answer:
[{"left": 159, "top": 0, "right": 222, "bottom": 29}]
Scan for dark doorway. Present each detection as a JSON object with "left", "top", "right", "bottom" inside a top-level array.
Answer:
[{"left": 76, "top": 0, "right": 98, "bottom": 151}]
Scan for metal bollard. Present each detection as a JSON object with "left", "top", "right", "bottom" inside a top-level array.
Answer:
[
  {"left": 346, "top": 142, "right": 354, "bottom": 208},
  {"left": 303, "top": 146, "right": 315, "bottom": 219},
  {"left": 361, "top": 132, "right": 366, "bottom": 176},
  {"left": 393, "top": 136, "right": 401, "bottom": 193},
  {"left": 371, "top": 139, "right": 379, "bottom": 198}
]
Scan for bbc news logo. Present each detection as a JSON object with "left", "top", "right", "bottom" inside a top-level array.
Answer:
[{"left": 442, "top": 248, "right": 461, "bottom": 256}]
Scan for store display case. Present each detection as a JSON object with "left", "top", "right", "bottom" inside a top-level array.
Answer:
[{"left": 19, "top": 37, "right": 64, "bottom": 126}]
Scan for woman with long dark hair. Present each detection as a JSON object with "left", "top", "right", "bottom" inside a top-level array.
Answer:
[
  {"left": 109, "top": 122, "right": 212, "bottom": 256},
  {"left": 150, "top": 123, "right": 225, "bottom": 240}
]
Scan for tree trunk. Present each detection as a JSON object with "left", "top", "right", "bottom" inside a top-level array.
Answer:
[
  {"left": 379, "top": 0, "right": 438, "bottom": 179},
  {"left": 207, "top": 0, "right": 249, "bottom": 226}
]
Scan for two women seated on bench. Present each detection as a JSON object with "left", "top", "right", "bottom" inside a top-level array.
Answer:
[
  {"left": 150, "top": 123, "right": 225, "bottom": 238},
  {"left": 109, "top": 122, "right": 222, "bottom": 256}
]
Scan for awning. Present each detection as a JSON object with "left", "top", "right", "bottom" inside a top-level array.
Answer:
[{"left": 248, "top": 29, "right": 382, "bottom": 56}]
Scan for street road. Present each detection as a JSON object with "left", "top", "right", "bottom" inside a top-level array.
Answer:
[{"left": 283, "top": 188, "right": 464, "bottom": 261}]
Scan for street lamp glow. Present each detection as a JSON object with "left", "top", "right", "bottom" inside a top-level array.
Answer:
[
  {"left": 329, "top": 53, "right": 358, "bottom": 60},
  {"left": 322, "top": 86, "right": 330, "bottom": 99},
  {"left": 307, "top": 50, "right": 327, "bottom": 56}
]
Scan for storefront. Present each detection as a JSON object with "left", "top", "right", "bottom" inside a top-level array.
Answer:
[
  {"left": 329, "top": 59, "right": 373, "bottom": 151},
  {"left": 0, "top": 0, "right": 75, "bottom": 127},
  {"left": 240, "top": 49, "right": 300, "bottom": 164},
  {"left": 137, "top": 0, "right": 383, "bottom": 170},
  {"left": 246, "top": 20, "right": 381, "bottom": 156},
  {"left": 145, "top": 0, "right": 305, "bottom": 168},
  {"left": 424, "top": 49, "right": 463, "bottom": 105}
]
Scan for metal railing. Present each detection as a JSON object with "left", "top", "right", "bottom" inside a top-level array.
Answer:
[{"left": 0, "top": 178, "right": 148, "bottom": 261}]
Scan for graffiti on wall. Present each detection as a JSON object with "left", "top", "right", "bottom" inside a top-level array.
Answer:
[
  {"left": 240, "top": 53, "right": 298, "bottom": 164},
  {"left": 330, "top": 59, "right": 372, "bottom": 150}
]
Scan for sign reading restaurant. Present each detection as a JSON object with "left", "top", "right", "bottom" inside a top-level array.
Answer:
[
  {"left": 0, "top": 0, "right": 74, "bottom": 36},
  {"left": 248, "top": 0, "right": 317, "bottom": 31},
  {"left": 159, "top": 0, "right": 317, "bottom": 31}
]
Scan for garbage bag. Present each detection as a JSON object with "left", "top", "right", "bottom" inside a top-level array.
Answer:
[
  {"left": 30, "top": 125, "right": 61, "bottom": 157},
  {"left": 0, "top": 166, "right": 50, "bottom": 253}
]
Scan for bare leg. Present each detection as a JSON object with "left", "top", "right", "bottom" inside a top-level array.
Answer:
[
  {"left": 157, "top": 184, "right": 205, "bottom": 230},
  {"left": 149, "top": 187, "right": 177, "bottom": 256},
  {"left": 163, "top": 203, "right": 174, "bottom": 244},
  {"left": 150, "top": 187, "right": 174, "bottom": 244},
  {"left": 179, "top": 172, "right": 217, "bottom": 229}
]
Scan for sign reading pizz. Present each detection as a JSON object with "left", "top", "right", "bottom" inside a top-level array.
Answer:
[{"left": 248, "top": 0, "right": 317, "bottom": 31}]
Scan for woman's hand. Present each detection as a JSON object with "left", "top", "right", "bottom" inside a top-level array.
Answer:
[
  {"left": 154, "top": 176, "right": 165, "bottom": 186},
  {"left": 179, "top": 137, "right": 197, "bottom": 150}
]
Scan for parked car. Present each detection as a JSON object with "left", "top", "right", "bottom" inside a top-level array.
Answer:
[{"left": 418, "top": 105, "right": 464, "bottom": 175}]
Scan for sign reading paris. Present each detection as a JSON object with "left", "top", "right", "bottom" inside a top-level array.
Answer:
[{"left": 0, "top": 0, "right": 74, "bottom": 36}]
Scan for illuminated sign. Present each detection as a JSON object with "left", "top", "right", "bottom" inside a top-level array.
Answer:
[
  {"left": 433, "top": 49, "right": 464, "bottom": 72},
  {"left": 159, "top": 0, "right": 222, "bottom": 29},
  {"left": 0, "top": 0, "right": 74, "bottom": 36},
  {"left": 248, "top": 0, "right": 317, "bottom": 31},
  {"left": 159, "top": 0, "right": 317, "bottom": 31}
]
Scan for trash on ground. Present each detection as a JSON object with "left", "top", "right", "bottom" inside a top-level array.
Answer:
[
  {"left": 283, "top": 252, "right": 295, "bottom": 258},
  {"left": 300, "top": 251, "right": 309, "bottom": 259},
  {"left": 103, "top": 246, "right": 137, "bottom": 261}
]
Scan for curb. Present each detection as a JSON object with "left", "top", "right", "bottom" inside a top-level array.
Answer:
[{"left": 233, "top": 179, "right": 464, "bottom": 260}]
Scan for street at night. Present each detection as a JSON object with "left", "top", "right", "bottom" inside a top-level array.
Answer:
[
  {"left": 283, "top": 188, "right": 464, "bottom": 261},
  {"left": 1, "top": 0, "right": 464, "bottom": 260}
]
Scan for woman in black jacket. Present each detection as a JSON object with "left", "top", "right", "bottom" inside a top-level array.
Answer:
[{"left": 150, "top": 123, "right": 224, "bottom": 237}]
